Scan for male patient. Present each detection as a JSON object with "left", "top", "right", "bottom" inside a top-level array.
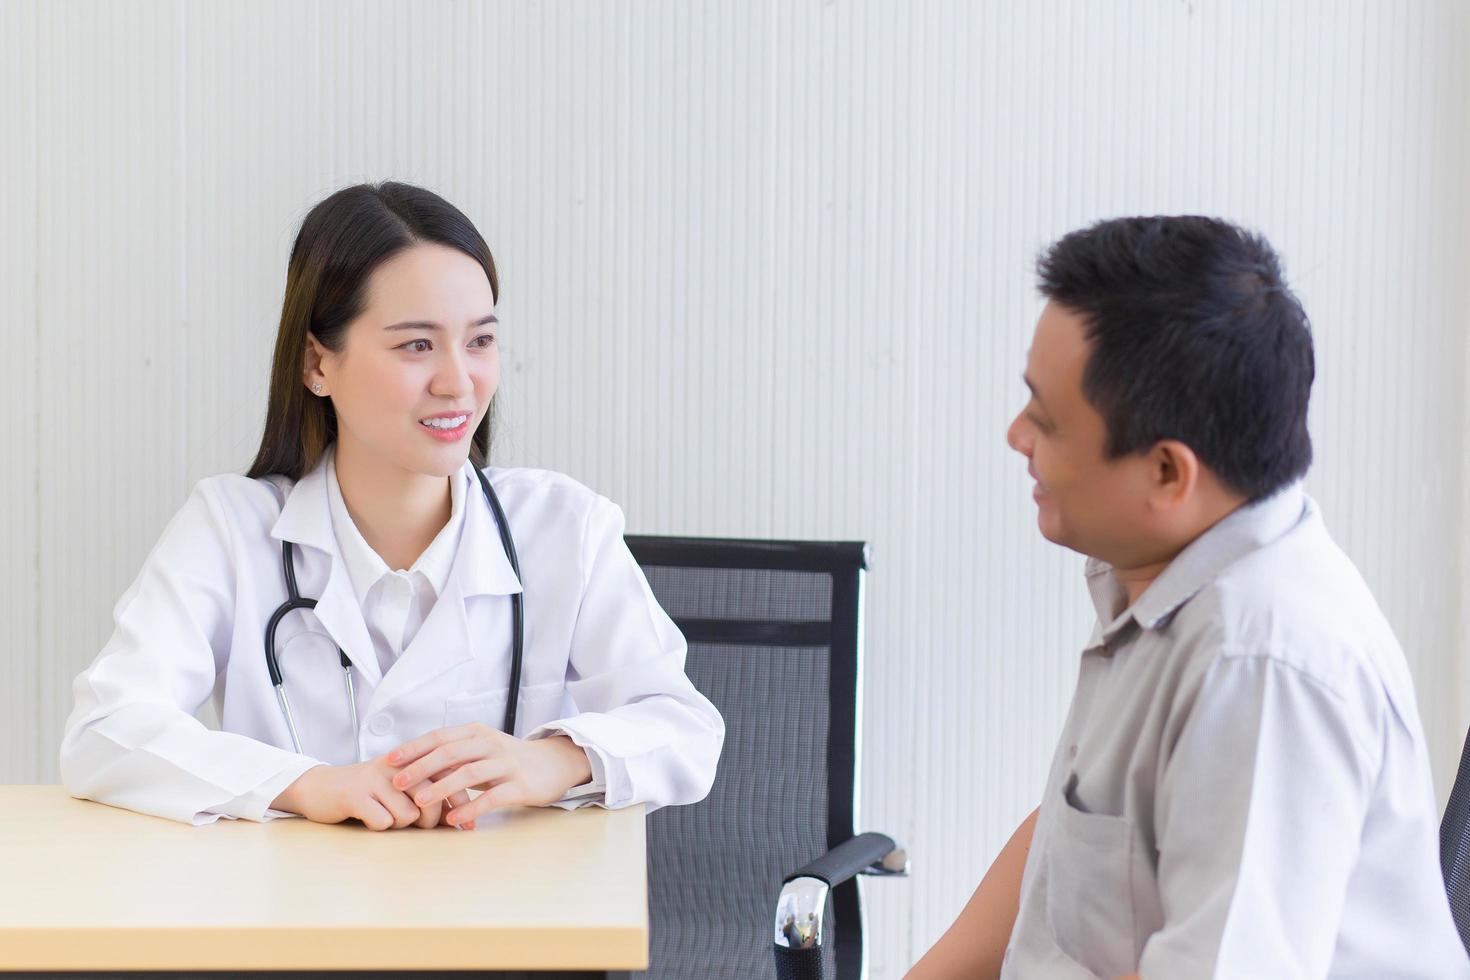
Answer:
[{"left": 910, "top": 217, "right": 1468, "bottom": 978}]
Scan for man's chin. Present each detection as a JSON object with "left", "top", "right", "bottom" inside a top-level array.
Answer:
[
  {"left": 1036, "top": 509, "right": 1083, "bottom": 553},
  {"left": 1036, "top": 510, "right": 1065, "bottom": 545}
]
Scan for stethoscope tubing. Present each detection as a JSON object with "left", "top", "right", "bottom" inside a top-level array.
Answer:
[{"left": 263, "top": 468, "right": 524, "bottom": 761}]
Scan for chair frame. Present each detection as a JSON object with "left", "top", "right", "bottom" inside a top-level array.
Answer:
[{"left": 625, "top": 536, "right": 897, "bottom": 979}]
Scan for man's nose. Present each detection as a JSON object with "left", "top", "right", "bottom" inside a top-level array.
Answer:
[{"left": 1006, "top": 413, "right": 1032, "bottom": 456}]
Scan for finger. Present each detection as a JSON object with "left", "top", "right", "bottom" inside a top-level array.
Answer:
[
  {"left": 410, "top": 781, "right": 442, "bottom": 829},
  {"left": 392, "top": 739, "right": 499, "bottom": 792},
  {"left": 408, "top": 774, "right": 461, "bottom": 829},
  {"left": 413, "top": 759, "right": 515, "bottom": 807},
  {"left": 391, "top": 745, "right": 469, "bottom": 791},
  {"left": 355, "top": 797, "right": 395, "bottom": 832},
  {"left": 387, "top": 724, "right": 489, "bottom": 768},
  {"left": 417, "top": 787, "right": 472, "bottom": 830},
  {"left": 428, "top": 792, "right": 474, "bottom": 830},
  {"left": 446, "top": 779, "right": 521, "bottom": 826},
  {"left": 374, "top": 788, "right": 421, "bottom": 829}
]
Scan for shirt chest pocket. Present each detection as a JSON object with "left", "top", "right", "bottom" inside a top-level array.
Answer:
[{"left": 1044, "top": 773, "right": 1140, "bottom": 978}]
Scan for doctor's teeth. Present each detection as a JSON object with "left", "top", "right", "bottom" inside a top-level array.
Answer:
[{"left": 421, "top": 415, "right": 468, "bottom": 429}]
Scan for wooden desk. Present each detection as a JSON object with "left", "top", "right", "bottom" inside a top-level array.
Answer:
[{"left": 0, "top": 786, "right": 647, "bottom": 972}]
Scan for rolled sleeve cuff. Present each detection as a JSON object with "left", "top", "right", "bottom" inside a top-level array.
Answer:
[
  {"left": 212, "top": 760, "right": 323, "bottom": 822},
  {"left": 527, "top": 718, "right": 625, "bottom": 808}
]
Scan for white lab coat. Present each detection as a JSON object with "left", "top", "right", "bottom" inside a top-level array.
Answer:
[{"left": 61, "top": 456, "right": 724, "bottom": 825}]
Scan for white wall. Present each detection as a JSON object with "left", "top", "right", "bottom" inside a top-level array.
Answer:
[{"left": 2, "top": 2, "right": 1468, "bottom": 974}]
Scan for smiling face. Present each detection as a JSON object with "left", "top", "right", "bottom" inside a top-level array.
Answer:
[
  {"left": 305, "top": 242, "right": 500, "bottom": 480},
  {"left": 1005, "top": 301, "right": 1159, "bottom": 566}
]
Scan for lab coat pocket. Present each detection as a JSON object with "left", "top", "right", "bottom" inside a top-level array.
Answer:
[
  {"left": 444, "top": 680, "right": 567, "bottom": 735},
  {"left": 1045, "top": 772, "right": 1138, "bottom": 978},
  {"left": 444, "top": 689, "right": 509, "bottom": 729}
]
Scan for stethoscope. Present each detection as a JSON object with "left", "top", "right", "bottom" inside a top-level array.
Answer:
[{"left": 264, "top": 468, "right": 524, "bottom": 762}]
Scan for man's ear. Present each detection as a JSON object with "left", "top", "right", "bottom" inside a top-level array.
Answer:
[{"left": 1148, "top": 439, "right": 1200, "bottom": 509}]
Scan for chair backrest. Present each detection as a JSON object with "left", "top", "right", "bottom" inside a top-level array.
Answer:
[
  {"left": 613, "top": 536, "right": 870, "bottom": 980},
  {"left": 1441, "top": 727, "right": 1470, "bottom": 955}
]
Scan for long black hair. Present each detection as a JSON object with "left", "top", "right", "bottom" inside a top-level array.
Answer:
[{"left": 247, "top": 182, "right": 499, "bottom": 480}]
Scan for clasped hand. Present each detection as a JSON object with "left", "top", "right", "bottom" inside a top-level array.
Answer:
[{"left": 273, "top": 725, "right": 593, "bottom": 831}]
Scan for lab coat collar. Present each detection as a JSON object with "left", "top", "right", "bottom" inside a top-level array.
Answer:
[
  {"left": 269, "top": 456, "right": 382, "bottom": 686},
  {"left": 270, "top": 451, "right": 338, "bottom": 555},
  {"left": 269, "top": 450, "right": 524, "bottom": 711},
  {"left": 270, "top": 451, "right": 523, "bottom": 599},
  {"left": 455, "top": 463, "right": 525, "bottom": 599},
  {"left": 365, "top": 464, "right": 525, "bottom": 713}
]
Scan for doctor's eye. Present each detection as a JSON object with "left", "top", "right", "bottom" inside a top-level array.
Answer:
[
  {"left": 398, "top": 339, "right": 433, "bottom": 354},
  {"left": 469, "top": 333, "right": 496, "bottom": 349}
]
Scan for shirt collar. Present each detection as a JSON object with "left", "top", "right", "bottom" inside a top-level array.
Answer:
[
  {"left": 325, "top": 447, "right": 467, "bottom": 606},
  {"left": 1083, "top": 483, "right": 1311, "bottom": 650},
  {"left": 270, "top": 448, "right": 521, "bottom": 599}
]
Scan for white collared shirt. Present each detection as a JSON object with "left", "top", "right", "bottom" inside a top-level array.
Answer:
[
  {"left": 325, "top": 451, "right": 466, "bottom": 679},
  {"left": 1002, "top": 485, "right": 1469, "bottom": 979}
]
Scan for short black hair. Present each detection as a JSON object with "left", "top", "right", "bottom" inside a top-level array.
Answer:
[{"left": 1037, "top": 216, "right": 1314, "bottom": 501}]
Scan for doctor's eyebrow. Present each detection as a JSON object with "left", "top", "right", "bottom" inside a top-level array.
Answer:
[{"left": 384, "top": 314, "right": 499, "bottom": 331}]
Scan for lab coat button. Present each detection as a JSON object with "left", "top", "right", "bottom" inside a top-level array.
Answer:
[{"left": 368, "top": 714, "right": 392, "bottom": 737}]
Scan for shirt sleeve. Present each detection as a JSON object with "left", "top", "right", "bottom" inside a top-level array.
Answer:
[
  {"left": 523, "top": 496, "right": 725, "bottom": 811},
  {"left": 60, "top": 482, "right": 324, "bottom": 825},
  {"left": 1138, "top": 651, "right": 1381, "bottom": 979}
]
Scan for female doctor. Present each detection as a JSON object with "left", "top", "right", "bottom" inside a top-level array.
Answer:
[{"left": 60, "top": 182, "right": 724, "bottom": 831}]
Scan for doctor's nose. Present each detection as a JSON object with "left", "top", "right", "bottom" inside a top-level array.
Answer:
[{"left": 430, "top": 351, "right": 474, "bottom": 399}]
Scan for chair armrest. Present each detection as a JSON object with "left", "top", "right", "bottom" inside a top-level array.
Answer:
[
  {"left": 774, "top": 832, "right": 905, "bottom": 950},
  {"left": 772, "top": 832, "right": 908, "bottom": 979},
  {"left": 784, "top": 831, "right": 903, "bottom": 889}
]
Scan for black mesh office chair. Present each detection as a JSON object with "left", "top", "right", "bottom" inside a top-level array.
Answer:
[
  {"left": 1441, "top": 727, "right": 1470, "bottom": 954},
  {"left": 486, "top": 537, "right": 906, "bottom": 980},
  {"left": 616, "top": 536, "right": 908, "bottom": 980}
]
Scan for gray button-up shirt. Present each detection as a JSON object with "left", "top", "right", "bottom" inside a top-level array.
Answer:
[{"left": 1001, "top": 485, "right": 1469, "bottom": 979}]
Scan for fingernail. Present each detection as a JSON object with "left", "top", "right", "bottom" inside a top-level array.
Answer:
[
  {"left": 387, "top": 751, "right": 399, "bottom": 764},
  {"left": 465, "top": 821, "right": 476, "bottom": 831},
  {"left": 414, "top": 792, "right": 430, "bottom": 805}
]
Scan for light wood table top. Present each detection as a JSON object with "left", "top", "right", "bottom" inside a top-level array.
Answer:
[{"left": 0, "top": 786, "right": 647, "bottom": 972}]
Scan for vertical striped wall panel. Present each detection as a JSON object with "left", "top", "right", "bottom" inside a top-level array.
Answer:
[
  {"left": 0, "top": 0, "right": 40, "bottom": 792},
  {"left": 1, "top": 2, "right": 1467, "bottom": 974},
  {"left": 32, "top": 0, "right": 189, "bottom": 776}
]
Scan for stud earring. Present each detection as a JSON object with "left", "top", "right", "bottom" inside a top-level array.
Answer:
[{"left": 312, "top": 382, "right": 324, "bottom": 395}]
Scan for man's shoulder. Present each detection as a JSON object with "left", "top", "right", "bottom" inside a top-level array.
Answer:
[{"left": 1182, "top": 516, "right": 1415, "bottom": 719}]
